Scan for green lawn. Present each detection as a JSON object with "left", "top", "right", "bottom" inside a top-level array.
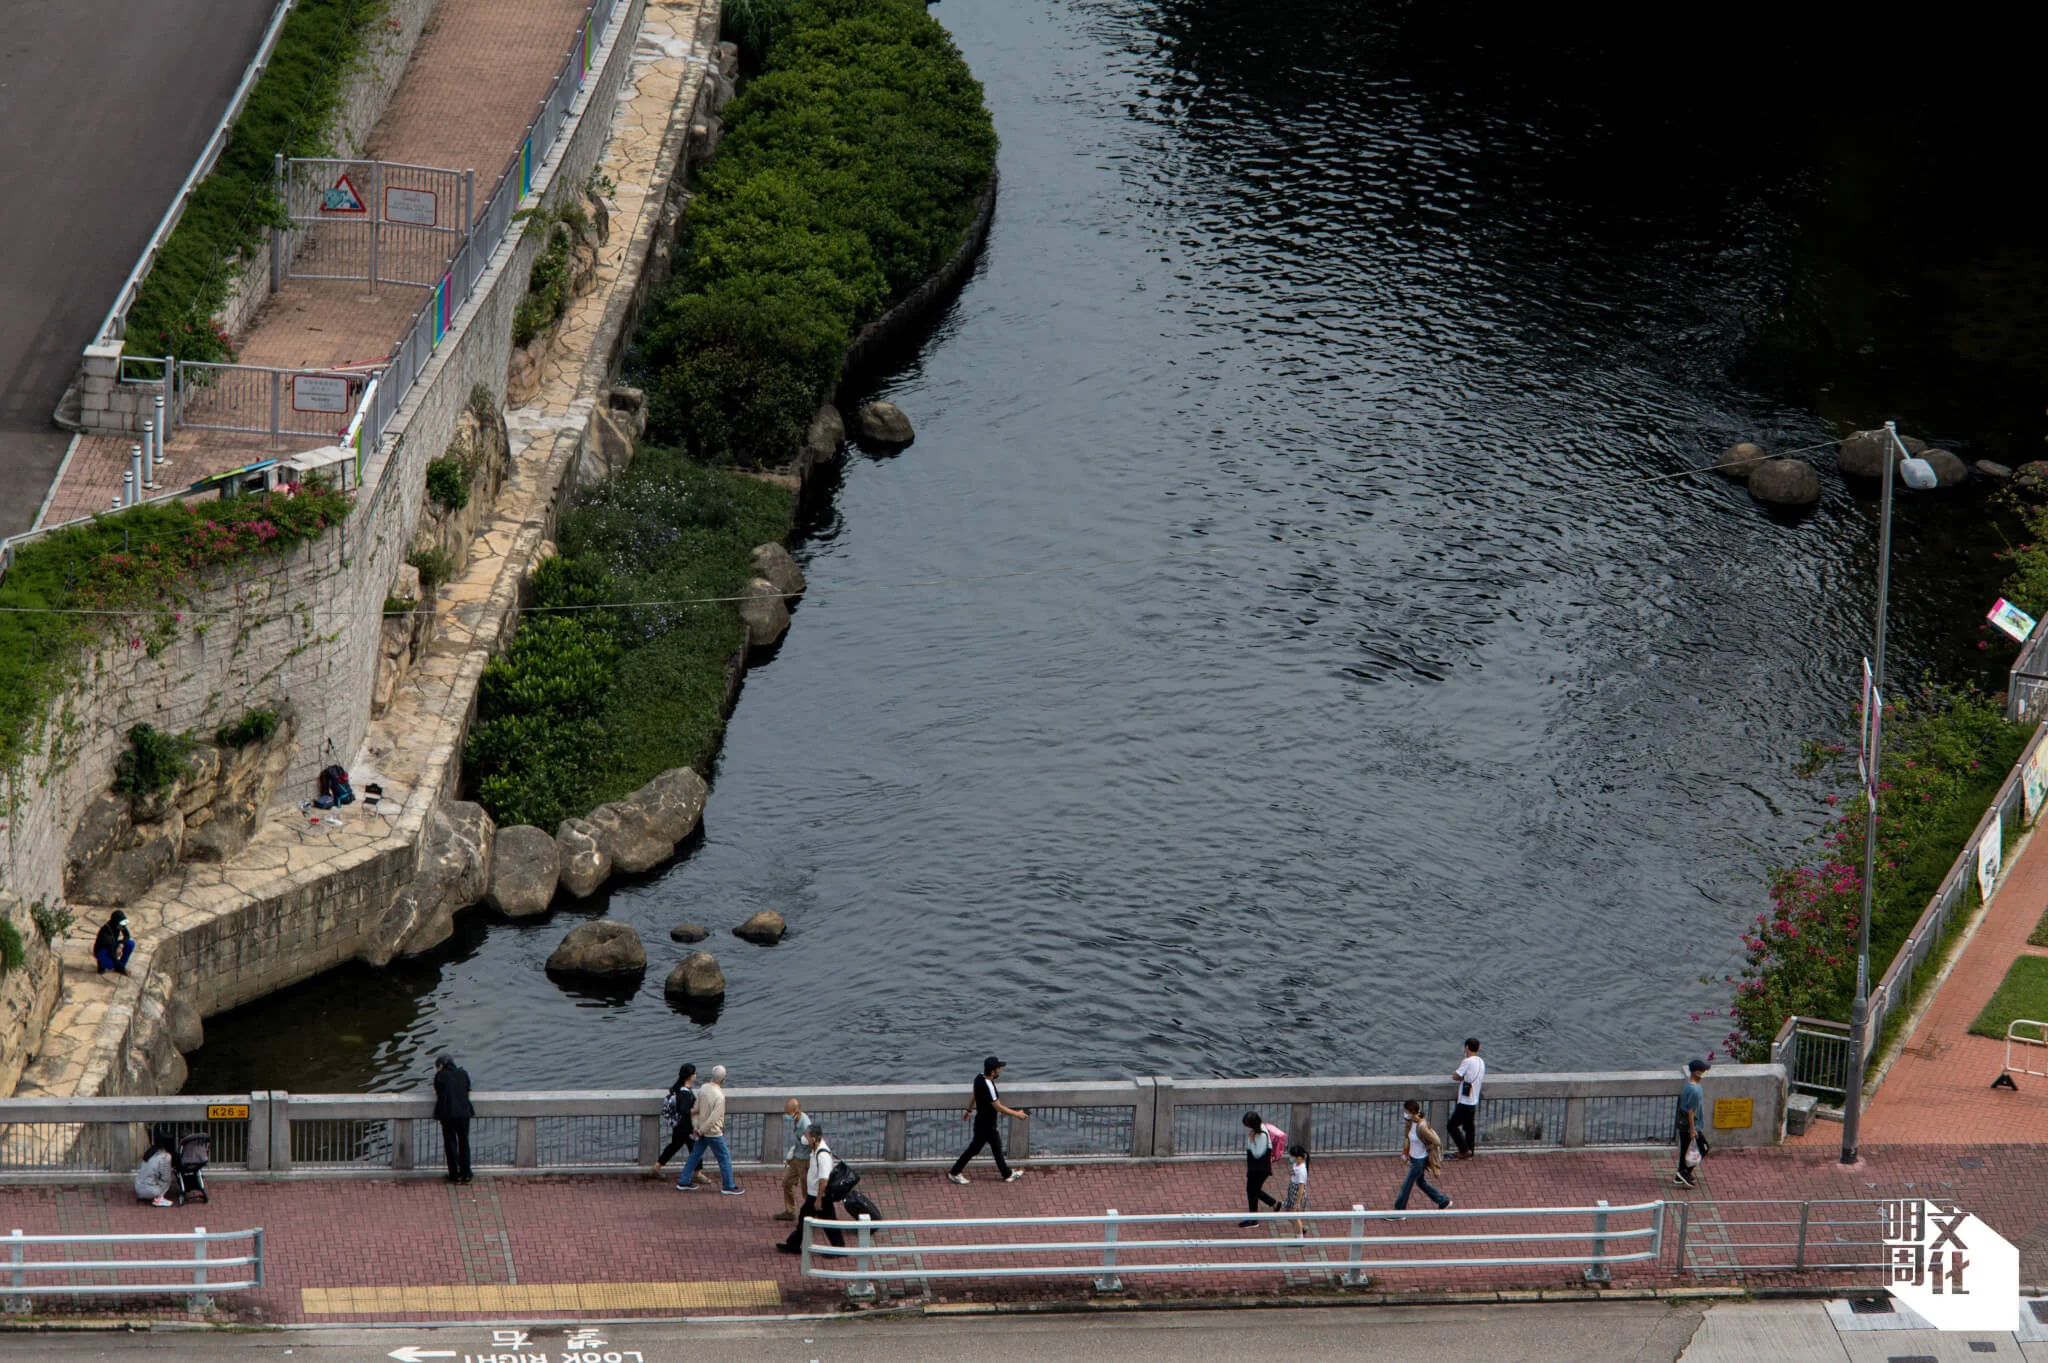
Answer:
[
  {"left": 1968, "top": 955, "right": 2048, "bottom": 1038},
  {"left": 2029, "top": 906, "right": 2048, "bottom": 948}
]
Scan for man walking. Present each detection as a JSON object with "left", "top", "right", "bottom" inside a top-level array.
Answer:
[
  {"left": 776, "top": 1123, "right": 845, "bottom": 1254},
  {"left": 1673, "top": 1058, "right": 1709, "bottom": 1188},
  {"left": 776, "top": 1097, "right": 815, "bottom": 1221},
  {"left": 433, "top": 1055, "right": 474, "bottom": 1184},
  {"left": 948, "top": 1055, "right": 1028, "bottom": 1185},
  {"left": 1448, "top": 1037, "right": 1484, "bottom": 1159},
  {"left": 676, "top": 1064, "right": 743, "bottom": 1195}
]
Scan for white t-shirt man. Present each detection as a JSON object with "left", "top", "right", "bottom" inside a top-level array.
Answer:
[
  {"left": 1454, "top": 1053, "right": 1485, "bottom": 1109},
  {"left": 806, "top": 1141, "right": 836, "bottom": 1199}
]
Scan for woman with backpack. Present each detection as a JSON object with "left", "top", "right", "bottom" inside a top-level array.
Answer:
[
  {"left": 653, "top": 1063, "right": 698, "bottom": 1178},
  {"left": 1239, "top": 1110, "right": 1283, "bottom": 1227}
]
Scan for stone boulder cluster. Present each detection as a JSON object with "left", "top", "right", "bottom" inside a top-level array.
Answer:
[
  {"left": 63, "top": 703, "right": 299, "bottom": 908},
  {"left": 739, "top": 542, "right": 805, "bottom": 648},
  {"left": 1834, "top": 429, "right": 1970, "bottom": 489},
  {"left": 1713, "top": 428, "right": 1998, "bottom": 510},
  {"left": 1710, "top": 442, "right": 1820, "bottom": 508}
]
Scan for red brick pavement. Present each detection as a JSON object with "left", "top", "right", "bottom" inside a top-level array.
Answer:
[{"left": 4, "top": 1143, "right": 2044, "bottom": 1323}]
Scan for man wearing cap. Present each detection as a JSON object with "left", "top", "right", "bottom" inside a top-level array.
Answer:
[
  {"left": 93, "top": 911, "right": 134, "bottom": 975},
  {"left": 948, "top": 1055, "right": 1028, "bottom": 1185},
  {"left": 1672, "top": 1058, "right": 1709, "bottom": 1188}
]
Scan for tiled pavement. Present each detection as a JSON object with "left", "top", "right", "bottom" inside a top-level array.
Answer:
[
  {"left": 5, "top": 1142, "right": 2045, "bottom": 1323},
  {"left": 42, "top": 0, "right": 594, "bottom": 527}
]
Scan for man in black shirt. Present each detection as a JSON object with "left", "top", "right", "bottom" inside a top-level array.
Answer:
[
  {"left": 433, "top": 1055, "right": 474, "bottom": 1184},
  {"left": 948, "top": 1055, "right": 1028, "bottom": 1184},
  {"left": 93, "top": 911, "right": 134, "bottom": 974}
]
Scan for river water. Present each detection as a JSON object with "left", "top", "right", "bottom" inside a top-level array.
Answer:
[{"left": 185, "top": 2, "right": 2045, "bottom": 1094}]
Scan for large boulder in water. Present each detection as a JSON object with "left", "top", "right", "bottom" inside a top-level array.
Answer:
[
  {"left": 732, "top": 910, "right": 786, "bottom": 945},
  {"left": 486, "top": 824, "right": 559, "bottom": 917},
  {"left": 1749, "top": 459, "right": 1821, "bottom": 507},
  {"left": 665, "top": 951, "right": 727, "bottom": 998},
  {"left": 584, "top": 800, "right": 674, "bottom": 875},
  {"left": 1713, "top": 442, "right": 1764, "bottom": 481},
  {"left": 1837, "top": 429, "right": 1926, "bottom": 479},
  {"left": 805, "top": 404, "right": 845, "bottom": 467},
  {"left": 739, "top": 578, "right": 790, "bottom": 647},
  {"left": 554, "top": 817, "right": 612, "bottom": 897},
  {"left": 855, "top": 401, "right": 914, "bottom": 447},
  {"left": 751, "top": 543, "right": 805, "bottom": 598},
  {"left": 1919, "top": 448, "right": 1968, "bottom": 488},
  {"left": 545, "top": 920, "right": 646, "bottom": 977}
]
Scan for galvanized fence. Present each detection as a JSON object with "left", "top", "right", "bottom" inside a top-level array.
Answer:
[
  {"left": 1770, "top": 1016, "right": 1852, "bottom": 1102},
  {"left": 279, "top": 157, "right": 475, "bottom": 288},
  {"left": 0, "top": 1070, "right": 1779, "bottom": 1181},
  {"left": 1674, "top": 1199, "right": 1890, "bottom": 1275},
  {"left": 3, "top": 1226, "right": 263, "bottom": 1312},
  {"left": 173, "top": 361, "right": 371, "bottom": 443}
]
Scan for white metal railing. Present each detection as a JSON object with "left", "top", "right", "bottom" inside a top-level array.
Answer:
[
  {"left": 174, "top": 360, "right": 371, "bottom": 443},
  {"left": 3, "top": 1226, "right": 263, "bottom": 1312},
  {"left": 2007, "top": 1020, "right": 2048, "bottom": 1080},
  {"left": 94, "top": 1, "right": 298, "bottom": 344},
  {"left": 0, "top": 1070, "right": 1781, "bottom": 1181},
  {"left": 1770, "top": 1016, "right": 1852, "bottom": 1101},
  {"left": 799, "top": 1202, "right": 1666, "bottom": 1295},
  {"left": 1673, "top": 1199, "right": 1891, "bottom": 1274}
]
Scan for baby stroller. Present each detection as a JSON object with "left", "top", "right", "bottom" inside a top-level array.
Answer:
[{"left": 174, "top": 1129, "right": 212, "bottom": 1205}]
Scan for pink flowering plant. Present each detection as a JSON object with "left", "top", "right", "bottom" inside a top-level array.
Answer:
[{"left": 1727, "top": 686, "right": 2030, "bottom": 1059}]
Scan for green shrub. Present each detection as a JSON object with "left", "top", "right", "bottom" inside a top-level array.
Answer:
[
  {"left": 215, "top": 709, "right": 279, "bottom": 749},
  {"left": 512, "top": 214, "right": 577, "bottom": 347},
  {"left": 0, "top": 483, "right": 352, "bottom": 769},
  {"left": 1727, "top": 687, "right": 2031, "bottom": 1059},
  {"left": 722, "top": 0, "right": 794, "bottom": 68},
  {"left": 408, "top": 547, "right": 455, "bottom": 592},
  {"left": 124, "top": 0, "right": 393, "bottom": 363},
  {"left": 0, "top": 919, "right": 25, "bottom": 974},
  {"left": 630, "top": 0, "right": 995, "bottom": 463},
  {"left": 30, "top": 899, "right": 76, "bottom": 944},
  {"left": 114, "top": 724, "right": 199, "bottom": 797},
  {"left": 425, "top": 456, "right": 470, "bottom": 513}
]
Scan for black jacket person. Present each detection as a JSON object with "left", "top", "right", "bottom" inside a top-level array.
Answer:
[{"left": 433, "top": 1055, "right": 475, "bottom": 1183}]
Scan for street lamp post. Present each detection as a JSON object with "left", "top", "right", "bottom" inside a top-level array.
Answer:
[{"left": 1841, "top": 421, "right": 1933, "bottom": 1165}]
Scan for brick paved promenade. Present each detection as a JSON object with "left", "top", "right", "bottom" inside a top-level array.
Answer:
[
  {"left": 4, "top": 1141, "right": 2043, "bottom": 1323},
  {"left": 43, "top": 0, "right": 594, "bottom": 524}
]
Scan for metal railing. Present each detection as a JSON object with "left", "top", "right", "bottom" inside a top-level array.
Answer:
[
  {"left": 2011, "top": 627, "right": 2048, "bottom": 721},
  {"left": 0, "top": 1070, "right": 1780, "bottom": 1181},
  {"left": 2007, "top": 1020, "right": 2048, "bottom": 1081},
  {"left": 1770, "top": 1016, "right": 1852, "bottom": 1101},
  {"left": 174, "top": 361, "right": 371, "bottom": 443},
  {"left": 799, "top": 1202, "right": 1667, "bottom": 1294},
  {"left": 93, "top": 1, "right": 298, "bottom": 344},
  {"left": 3, "top": 1226, "right": 263, "bottom": 1312},
  {"left": 1674, "top": 1199, "right": 1890, "bottom": 1274},
  {"left": 280, "top": 157, "right": 475, "bottom": 288}
]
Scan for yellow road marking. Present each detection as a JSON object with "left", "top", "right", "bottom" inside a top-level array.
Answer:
[{"left": 300, "top": 1280, "right": 781, "bottom": 1314}]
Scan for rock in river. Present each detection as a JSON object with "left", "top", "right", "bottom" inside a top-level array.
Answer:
[
  {"left": 486, "top": 824, "right": 560, "bottom": 917},
  {"left": 1919, "top": 448, "right": 1968, "bottom": 488},
  {"left": 1748, "top": 459, "right": 1820, "bottom": 507},
  {"left": 1837, "top": 429, "right": 1926, "bottom": 479},
  {"left": 670, "top": 923, "right": 709, "bottom": 942},
  {"left": 545, "top": 920, "right": 647, "bottom": 977},
  {"left": 856, "top": 401, "right": 914, "bottom": 446},
  {"left": 1713, "top": 442, "right": 1764, "bottom": 481},
  {"left": 665, "top": 951, "right": 727, "bottom": 998},
  {"left": 554, "top": 817, "right": 612, "bottom": 897},
  {"left": 732, "top": 910, "right": 786, "bottom": 945}
]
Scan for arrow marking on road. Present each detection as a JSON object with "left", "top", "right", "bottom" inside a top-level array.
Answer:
[{"left": 388, "top": 1349, "right": 458, "bottom": 1362}]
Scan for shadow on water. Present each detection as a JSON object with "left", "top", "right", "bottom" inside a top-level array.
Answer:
[{"left": 189, "top": 0, "right": 2048, "bottom": 1095}]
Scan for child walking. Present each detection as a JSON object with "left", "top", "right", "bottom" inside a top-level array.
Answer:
[{"left": 1279, "top": 1144, "right": 1311, "bottom": 1238}]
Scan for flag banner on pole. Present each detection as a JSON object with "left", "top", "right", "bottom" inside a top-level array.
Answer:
[{"left": 1860, "top": 658, "right": 1882, "bottom": 810}]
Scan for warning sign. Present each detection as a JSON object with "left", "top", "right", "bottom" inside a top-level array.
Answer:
[
  {"left": 385, "top": 186, "right": 436, "bottom": 226},
  {"left": 292, "top": 374, "right": 351, "bottom": 414},
  {"left": 321, "top": 174, "right": 366, "bottom": 214},
  {"left": 1712, "top": 1097, "right": 1754, "bottom": 1130}
]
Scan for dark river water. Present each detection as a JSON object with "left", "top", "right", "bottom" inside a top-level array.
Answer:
[{"left": 186, "top": 2, "right": 2046, "bottom": 1094}]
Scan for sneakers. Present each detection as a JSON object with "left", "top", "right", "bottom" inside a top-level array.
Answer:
[
  {"left": 718, "top": 1186, "right": 746, "bottom": 1196},
  {"left": 772, "top": 1211, "right": 795, "bottom": 1222},
  {"left": 1238, "top": 1218, "right": 1258, "bottom": 1228},
  {"left": 1004, "top": 1170, "right": 1025, "bottom": 1183},
  {"left": 774, "top": 1242, "right": 799, "bottom": 1255},
  {"left": 150, "top": 1196, "right": 172, "bottom": 1208},
  {"left": 948, "top": 1173, "right": 970, "bottom": 1185},
  {"left": 674, "top": 1181, "right": 697, "bottom": 1191},
  {"left": 1439, "top": 1198, "right": 1454, "bottom": 1210},
  {"left": 1671, "top": 1175, "right": 1696, "bottom": 1188}
]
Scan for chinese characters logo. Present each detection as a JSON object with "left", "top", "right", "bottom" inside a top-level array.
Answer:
[{"left": 1882, "top": 1199, "right": 2017, "bottom": 1332}]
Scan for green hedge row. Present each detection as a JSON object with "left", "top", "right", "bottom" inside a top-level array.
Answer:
[
  {"left": 628, "top": 0, "right": 996, "bottom": 464},
  {"left": 463, "top": 449, "right": 791, "bottom": 829},
  {"left": 125, "top": 0, "right": 390, "bottom": 364}
]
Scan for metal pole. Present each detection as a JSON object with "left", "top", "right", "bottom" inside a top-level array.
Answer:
[
  {"left": 154, "top": 391, "right": 170, "bottom": 465},
  {"left": 1342, "top": 1203, "right": 1369, "bottom": 1287},
  {"left": 1843, "top": 421, "right": 1899, "bottom": 1165},
  {"left": 271, "top": 152, "right": 285, "bottom": 293},
  {"left": 270, "top": 371, "right": 282, "bottom": 444},
  {"left": 142, "top": 419, "right": 156, "bottom": 488},
  {"left": 6, "top": 1228, "right": 24, "bottom": 1315},
  {"left": 188, "top": 1226, "right": 211, "bottom": 1316},
  {"left": 847, "top": 1213, "right": 877, "bottom": 1302},
  {"left": 127, "top": 450, "right": 141, "bottom": 507},
  {"left": 1582, "top": 1198, "right": 1611, "bottom": 1283},
  {"left": 1094, "top": 1208, "right": 1124, "bottom": 1294},
  {"left": 369, "top": 161, "right": 381, "bottom": 288},
  {"left": 1795, "top": 1202, "right": 1811, "bottom": 1270}
]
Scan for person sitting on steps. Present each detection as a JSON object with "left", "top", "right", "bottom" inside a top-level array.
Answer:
[{"left": 94, "top": 911, "right": 134, "bottom": 975}]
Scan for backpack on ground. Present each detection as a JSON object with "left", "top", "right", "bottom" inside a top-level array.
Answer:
[
  {"left": 1262, "top": 1122, "right": 1287, "bottom": 1161},
  {"left": 824, "top": 1158, "right": 860, "bottom": 1203},
  {"left": 318, "top": 764, "right": 355, "bottom": 805},
  {"left": 842, "top": 1188, "right": 882, "bottom": 1223}
]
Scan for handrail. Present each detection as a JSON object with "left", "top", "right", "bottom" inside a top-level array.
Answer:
[
  {"left": 2, "top": 1226, "right": 263, "bottom": 1306},
  {"left": 94, "top": 1, "right": 300, "bottom": 344}
]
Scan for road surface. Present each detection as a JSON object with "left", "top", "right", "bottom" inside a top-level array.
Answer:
[{"left": 0, "top": 0, "right": 274, "bottom": 534}]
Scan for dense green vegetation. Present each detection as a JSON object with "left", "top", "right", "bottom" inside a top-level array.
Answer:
[
  {"left": 0, "top": 483, "right": 354, "bottom": 771},
  {"left": 628, "top": 0, "right": 996, "bottom": 464},
  {"left": 465, "top": 449, "right": 791, "bottom": 829},
  {"left": 114, "top": 724, "right": 200, "bottom": 797},
  {"left": 1727, "top": 689, "right": 2030, "bottom": 1059},
  {"left": 215, "top": 709, "right": 280, "bottom": 749},
  {"left": 126, "top": 0, "right": 391, "bottom": 364}
]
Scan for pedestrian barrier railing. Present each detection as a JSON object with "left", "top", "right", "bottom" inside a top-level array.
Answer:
[
  {"left": 798, "top": 1202, "right": 1667, "bottom": 1295},
  {"left": 3, "top": 1226, "right": 262, "bottom": 1313},
  {"left": 2011, "top": 627, "right": 2048, "bottom": 722},
  {"left": 0, "top": 1069, "right": 1782, "bottom": 1181},
  {"left": 2006, "top": 1019, "right": 2048, "bottom": 1081},
  {"left": 1770, "top": 1016, "right": 1852, "bottom": 1102},
  {"left": 279, "top": 157, "right": 475, "bottom": 289},
  {"left": 1671, "top": 1198, "right": 1891, "bottom": 1275}
]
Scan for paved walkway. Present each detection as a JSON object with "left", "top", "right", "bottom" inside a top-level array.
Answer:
[
  {"left": 3, "top": 1142, "right": 2043, "bottom": 1324},
  {"left": 40, "top": 0, "right": 593, "bottom": 527}
]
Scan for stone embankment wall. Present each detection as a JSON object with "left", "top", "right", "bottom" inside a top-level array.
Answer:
[{"left": 0, "top": 0, "right": 677, "bottom": 1100}]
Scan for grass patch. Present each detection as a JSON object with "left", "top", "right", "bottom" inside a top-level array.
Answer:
[
  {"left": 1729, "top": 687, "right": 2032, "bottom": 1059},
  {"left": 123, "top": 0, "right": 393, "bottom": 363},
  {"left": 1969, "top": 955, "right": 2048, "bottom": 1038},
  {"left": 628, "top": 0, "right": 996, "bottom": 465},
  {"left": 464, "top": 450, "right": 791, "bottom": 829},
  {"left": 2030, "top": 907, "right": 2048, "bottom": 948}
]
